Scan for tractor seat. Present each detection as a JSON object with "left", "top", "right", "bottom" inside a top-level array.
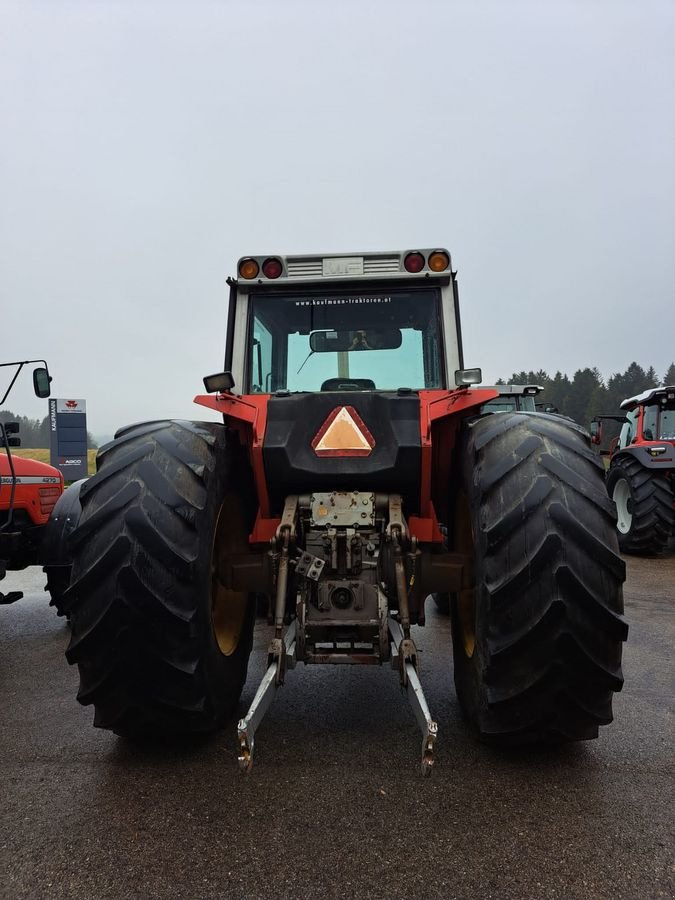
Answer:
[{"left": 320, "top": 378, "right": 376, "bottom": 391}]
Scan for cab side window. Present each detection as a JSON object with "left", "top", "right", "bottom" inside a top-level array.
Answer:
[
  {"left": 642, "top": 405, "right": 658, "bottom": 442},
  {"left": 620, "top": 410, "right": 638, "bottom": 446},
  {"left": 252, "top": 319, "right": 273, "bottom": 393}
]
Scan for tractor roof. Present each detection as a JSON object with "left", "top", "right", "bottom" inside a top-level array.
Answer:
[
  {"left": 482, "top": 384, "right": 544, "bottom": 396},
  {"left": 233, "top": 249, "right": 453, "bottom": 286},
  {"left": 620, "top": 385, "right": 675, "bottom": 411}
]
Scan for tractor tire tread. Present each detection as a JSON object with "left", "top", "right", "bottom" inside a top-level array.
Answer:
[
  {"left": 65, "top": 419, "right": 254, "bottom": 737},
  {"left": 607, "top": 456, "right": 675, "bottom": 554},
  {"left": 453, "top": 412, "right": 627, "bottom": 745}
]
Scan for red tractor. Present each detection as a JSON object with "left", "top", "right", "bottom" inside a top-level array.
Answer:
[
  {"left": 1, "top": 361, "right": 64, "bottom": 604},
  {"left": 591, "top": 385, "right": 675, "bottom": 554},
  {"left": 53, "top": 249, "right": 627, "bottom": 773}
]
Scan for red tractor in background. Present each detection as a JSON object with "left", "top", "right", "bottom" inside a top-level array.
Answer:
[
  {"left": 52, "top": 249, "right": 627, "bottom": 773},
  {"left": 591, "top": 385, "right": 675, "bottom": 554},
  {"left": 1, "top": 361, "right": 64, "bottom": 605}
]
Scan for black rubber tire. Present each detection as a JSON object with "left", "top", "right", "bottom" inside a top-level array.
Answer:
[
  {"left": 65, "top": 419, "right": 256, "bottom": 737},
  {"left": 44, "top": 565, "right": 71, "bottom": 618},
  {"left": 41, "top": 478, "right": 86, "bottom": 619},
  {"left": 451, "top": 412, "right": 628, "bottom": 744},
  {"left": 606, "top": 456, "right": 675, "bottom": 554}
]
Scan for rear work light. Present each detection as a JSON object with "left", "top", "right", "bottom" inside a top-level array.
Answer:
[
  {"left": 428, "top": 250, "right": 449, "bottom": 272},
  {"left": 404, "top": 252, "right": 425, "bottom": 273},
  {"left": 455, "top": 368, "right": 482, "bottom": 386},
  {"left": 239, "top": 258, "right": 259, "bottom": 280},
  {"left": 262, "top": 257, "right": 283, "bottom": 279}
]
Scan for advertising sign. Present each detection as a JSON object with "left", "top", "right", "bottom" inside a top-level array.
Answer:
[{"left": 49, "top": 399, "right": 88, "bottom": 480}]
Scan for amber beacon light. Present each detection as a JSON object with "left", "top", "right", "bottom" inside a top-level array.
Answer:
[
  {"left": 428, "top": 250, "right": 450, "bottom": 272},
  {"left": 238, "top": 258, "right": 259, "bottom": 280}
]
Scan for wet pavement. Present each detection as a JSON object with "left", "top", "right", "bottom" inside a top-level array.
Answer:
[{"left": 0, "top": 553, "right": 673, "bottom": 900}]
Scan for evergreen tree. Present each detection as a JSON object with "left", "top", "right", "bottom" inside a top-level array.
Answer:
[
  {"left": 0, "top": 411, "right": 43, "bottom": 446},
  {"left": 606, "top": 362, "right": 649, "bottom": 414},
  {"left": 645, "top": 366, "right": 659, "bottom": 388},
  {"left": 546, "top": 371, "right": 572, "bottom": 414},
  {"left": 663, "top": 363, "right": 675, "bottom": 386},
  {"left": 566, "top": 368, "right": 604, "bottom": 425}
]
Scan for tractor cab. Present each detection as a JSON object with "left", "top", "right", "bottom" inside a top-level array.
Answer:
[
  {"left": 619, "top": 386, "right": 675, "bottom": 445},
  {"left": 220, "top": 249, "right": 467, "bottom": 396},
  {"left": 479, "top": 384, "right": 543, "bottom": 414}
]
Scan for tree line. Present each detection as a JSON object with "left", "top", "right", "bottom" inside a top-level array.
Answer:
[
  {"left": 498, "top": 361, "right": 675, "bottom": 430},
  {"left": 0, "top": 410, "right": 98, "bottom": 449}
]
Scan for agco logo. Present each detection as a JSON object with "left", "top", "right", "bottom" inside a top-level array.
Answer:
[{"left": 65, "top": 400, "right": 79, "bottom": 409}]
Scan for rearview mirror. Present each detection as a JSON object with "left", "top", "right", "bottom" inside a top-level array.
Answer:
[
  {"left": 33, "top": 366, "right": 51, "bottom": 398},
  {"left": 309, "top": 328, "right": 402, "bottom": 353}
]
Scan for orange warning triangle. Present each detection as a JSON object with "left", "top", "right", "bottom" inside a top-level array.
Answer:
[{"left": 312, "top": 406, "right": 375, "bottom": 457}]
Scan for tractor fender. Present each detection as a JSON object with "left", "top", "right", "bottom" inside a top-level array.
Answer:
[
  {"left": 39, "top": 478, "right": 87, "bottom": 567},
  {"left": 611, "top": 445, "right": 675, "bottom": 473}
]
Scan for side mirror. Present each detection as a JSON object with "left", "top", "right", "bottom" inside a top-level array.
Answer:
[
  {"left": 203, "top": 371, "right": 235, "bottom": 394},
  {"left": 33, "top": 366, "right": 51, "bottom": 398},
  {"left": 6, "top": 436, "right": 21, "bottom": 447},
  {"left": 3, "top": 422, "right": 20, "bottom": 434},
  {"left": 590, "top": 420, "right": 602, "bottom": 445}
]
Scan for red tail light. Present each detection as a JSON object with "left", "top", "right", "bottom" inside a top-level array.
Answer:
[
  {"left": 404, "top": 252, "right": 425, "bottom": 273},
  {"left": 262, "top": 257, "right": 283, "bottom": 279}
]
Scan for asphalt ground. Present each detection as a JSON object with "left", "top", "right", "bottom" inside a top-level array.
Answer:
[{"left": 0, "top": 552, "right": 673, "bottom": 900}]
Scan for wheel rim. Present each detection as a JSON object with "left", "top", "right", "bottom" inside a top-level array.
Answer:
[
  {"left": 454, "top": 491, "right": 476, "bottom": 657},
  {"left": 210, "top": 494, "right": 250, "bottom": 656},
  {"left": 612, "top": 478, "right": 633, "bottom": 535}
]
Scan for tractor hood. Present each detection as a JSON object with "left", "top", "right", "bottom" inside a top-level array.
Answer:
[{"left": 0, "top": 453, "right": 63, "bottom": 481}]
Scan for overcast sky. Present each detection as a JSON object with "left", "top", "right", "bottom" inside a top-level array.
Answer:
[{"left": 1, "top": 0, "right": 674, "bottom": 437}]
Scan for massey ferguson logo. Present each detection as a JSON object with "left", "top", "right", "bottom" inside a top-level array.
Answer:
[{"left": 65, "top": 400, "right": 79, "bottom": 408}]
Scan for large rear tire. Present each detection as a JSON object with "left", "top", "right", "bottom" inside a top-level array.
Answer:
[
  {"left": 42, "top": 479, "right": 86, "bottom": 619},
  {"left": 451, "top": 413, "right": 628, "bottom": 744},
  {"left": 44, "top": 565, "right": 71, "bottom": 619},
  {"left": 66, "top": 420, "right": 256, "bottom": 737},
  {"left": 606, "top": 456, "right": 674, "bottom": 554}
]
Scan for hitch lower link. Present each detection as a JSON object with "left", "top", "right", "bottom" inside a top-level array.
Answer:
[
  {"left": 236, "top": 617, "right": 437, "bottom": 775},
  {"left": 389, "top": 618, "right": 438, "bottom": 776},
  {"left": 237, "top": 620, "right": 297, "bottom": 772}
]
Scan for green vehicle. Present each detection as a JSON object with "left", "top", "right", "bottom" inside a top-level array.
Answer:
[{"left": 480, "top": 384, "right": 543, "bottom": 413}]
